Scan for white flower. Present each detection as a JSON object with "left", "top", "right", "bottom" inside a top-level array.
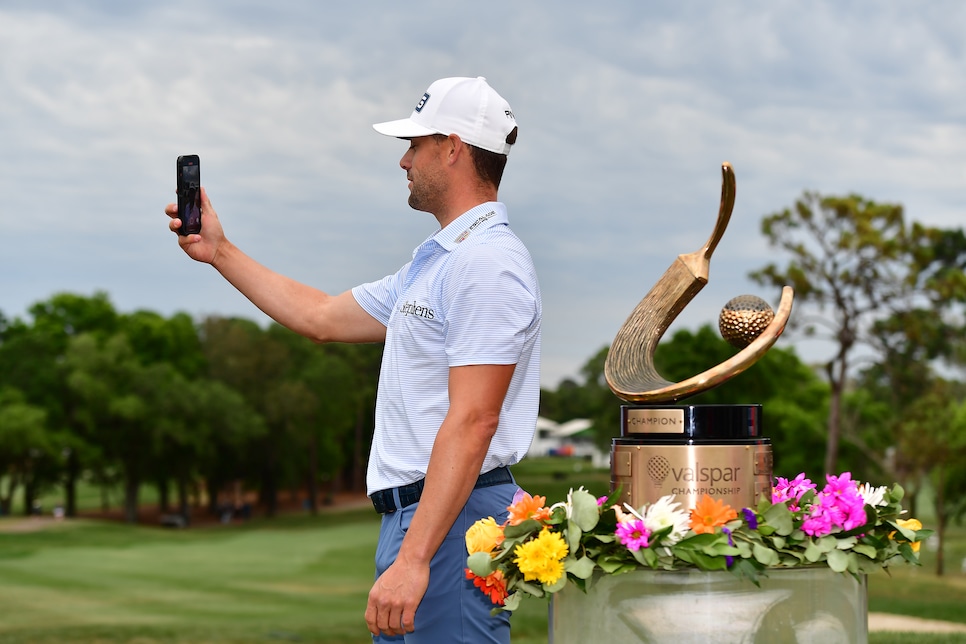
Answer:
[
  {"left": 858, "top": 483, "right": 888, "bottom": 507},
  {"left": 550, "top": 486, "right": 587, "bottom": 519},
  {"left": 643, "top": 495, "right": 691, "bottom": 545}
]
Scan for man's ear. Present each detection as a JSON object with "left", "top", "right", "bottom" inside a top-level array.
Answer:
[{"left": 444, "top": 133, "right": 465, "bottom": 166}]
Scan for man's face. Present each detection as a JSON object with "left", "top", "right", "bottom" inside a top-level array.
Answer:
[{"left": 400, "top": 135, "right": 448, "bottom": 214}]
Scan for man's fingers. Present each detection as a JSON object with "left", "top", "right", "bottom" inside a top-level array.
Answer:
[
  {"left": 401, "top": 605, "right": 416, "bottom": 633},
  {"left": 365, "top": 598, "right": 415, "bottom": 637}
]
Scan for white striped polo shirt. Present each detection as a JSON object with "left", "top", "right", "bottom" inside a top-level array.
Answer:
[{"left": 352, "top": 202, "right": 542, "bottom": 495}]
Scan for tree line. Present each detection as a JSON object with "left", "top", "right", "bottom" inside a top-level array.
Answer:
[{"left": 0, "top": 292, "right": 382, "bottom": 524}]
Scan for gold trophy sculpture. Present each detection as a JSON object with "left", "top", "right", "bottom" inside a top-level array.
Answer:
[{"left": 604, "top": 162, "right": 794, "bottom": 511}]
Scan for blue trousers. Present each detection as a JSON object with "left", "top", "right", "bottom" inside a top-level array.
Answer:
[{"left": 372, "top": 482, "right": 518, "bottom": 643}]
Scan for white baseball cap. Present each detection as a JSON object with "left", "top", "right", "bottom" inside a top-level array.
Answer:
[{"left": 373, "top": 76, "right": 517, "bottom": 155}]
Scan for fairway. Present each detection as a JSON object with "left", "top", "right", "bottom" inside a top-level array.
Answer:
[
  {"left": 3, "top": 459, "right": 966, "bottom": 643},
  {"left": 0, "top": 512, "right": 383, "bottom": 643}
]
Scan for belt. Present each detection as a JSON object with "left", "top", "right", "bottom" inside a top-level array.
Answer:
[{"left": 370, "top": 466, "right": 514, "bottom": 514}]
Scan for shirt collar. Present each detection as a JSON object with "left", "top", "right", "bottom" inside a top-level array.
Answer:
[{"left": 431, "top": 202, "right": 508, "bottom": 251}]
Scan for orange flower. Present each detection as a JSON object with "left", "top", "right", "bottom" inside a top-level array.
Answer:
[
  {"left": 689, "top": 495, "right": 737, "bottom": 535},
  {"left": 465, "top": 568, "right": 508, "bottom": 605},
  {"left": 507, "top": 491, "right": 551, "bottom": 526}
]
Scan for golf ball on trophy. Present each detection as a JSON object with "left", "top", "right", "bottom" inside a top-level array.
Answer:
[{"left": 719, "top": 295, "right": 775, "bottom": 349}]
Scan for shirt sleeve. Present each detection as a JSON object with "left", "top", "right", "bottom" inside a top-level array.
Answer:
[
  {"left": 441, "top": 243, "right": 539, "bottom": 366},
  {"left": 351, "top": 263, "right": 410, "bottom": 327}
]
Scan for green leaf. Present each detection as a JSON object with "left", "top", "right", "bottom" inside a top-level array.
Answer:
[
  {"left": 570, "top": 489, "right": 601, "bottom": 532},
  {"left": 814, "top": 536, "right": 838, "bottom": 553},
  {"left": 467, "top": 552, "right": 496, "bottom": 577},
  {"left": 515, "top": 581, "right": 545, "bottom": 598},
  {"left": 762, "top": 503, "right": 795, "bottom": 536},
  {"left": 753, "top": 543, "right": 780, "bottom": 566},
  {"left": 544, "top": 574, "right": 568, "bottom": 594},
  {"left": 804, "top": 541, "right": 823, "bottom": 563},
  {"left": 835, "top": 536, "right": 858, "bottom": 550},
  {"left": 566, "top": 523, "right": 582, "bottom": 553},
  {"left": 686, "top": 550, "right": 729, "bottom": 571},
  {"left": 596, "top": 558, "right": 624, "bottom": 574},
  {"left": 503, "top": 519, "right": 542, "bottom": 539},
  {"left": 827, "top": 549, "right": 849, "bottom": 573},
  {"left": 852, "top": 544, "right": 877, "bottom": 560},
  {"left": 501, "top": 592, "right": 522, "bottom": 613},
  {"left": 565, "top": 556, "right": 597, "bottom": 580}
]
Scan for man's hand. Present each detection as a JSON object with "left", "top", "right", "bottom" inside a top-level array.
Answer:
[
  {"left": 365, "top": 557, "right": 430, "bottom": 637},
  {"left": 165, "top": 186, "right": 225, "bottom": 265}
]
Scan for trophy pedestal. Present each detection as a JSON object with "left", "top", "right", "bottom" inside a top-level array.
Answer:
[
  {"left": 612, "top": 404, "right": 771, "bottom": 510},
  {"left": 549, "top": 568, "right": 868, "bottom": 644}
]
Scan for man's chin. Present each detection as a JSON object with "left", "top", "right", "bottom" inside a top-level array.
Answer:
[{"left": 407, "top": 196, "right": 431, "bottom": 213}]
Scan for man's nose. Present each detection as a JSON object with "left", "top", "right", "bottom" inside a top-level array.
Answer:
[{"left": 399, "top": 149, "right": 413, "bottom": 170}]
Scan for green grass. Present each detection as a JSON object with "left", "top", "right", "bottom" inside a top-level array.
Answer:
[{"left": 0, "top": 458, "right": 964, "bottom": 643}]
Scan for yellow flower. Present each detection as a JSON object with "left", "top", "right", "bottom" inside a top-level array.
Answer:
[
  {"left": 465, "top": 516, "right": 505, "bottom": 555},
  {"left": 513, "top": 529, "right": 568, "bottom": 585},
  {"left": 896, "top": 518, "right": 923, "bottom": 553}
]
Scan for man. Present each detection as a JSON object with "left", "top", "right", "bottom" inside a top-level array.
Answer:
[{"left": 166, "top": 76, "right": 541, "bottom": 643}]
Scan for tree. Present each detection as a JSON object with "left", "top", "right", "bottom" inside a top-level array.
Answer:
[
  {"left": 0, "top": 388, "right": 53, "bottom": 516},
  {"left": 200, "top": 317, "right": 296, "bottom": 515},
  {"left": 65, "top": 333, "right": 162, "bottom": 523},
  {"left": 750, "top": 193, "right": 966, "bottom": 474},
  {"left": 0, "top": 292, "right": 120, "bottom": 517},
  {"left": 895, "top": 382, "right": 966, "bottom": 576}
]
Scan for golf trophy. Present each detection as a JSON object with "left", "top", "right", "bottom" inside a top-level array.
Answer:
[
  {"left": 604, "top": 162, "right": 793, "bottom": 512},
  {"left": 550, "top": 164, "right": 869, "bottom": 644}
]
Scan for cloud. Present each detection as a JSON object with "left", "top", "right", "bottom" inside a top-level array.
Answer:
[{"left": 1, "top": 1, "right": 964, "bottom": 387}]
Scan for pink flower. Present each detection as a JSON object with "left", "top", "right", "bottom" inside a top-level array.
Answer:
[
  {"left": 616, "top": 519, "right": 651, "bottom": 551},
  {"left": 773, "top": 473, "right": 815, "bottom": 511},
  {"left": 801, "top": 472, "right": 868, "bottom": 537}
]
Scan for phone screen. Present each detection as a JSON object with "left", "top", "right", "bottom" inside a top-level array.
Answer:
[{"left": 177, "top": 156, "right": 201, "bottom": 235}]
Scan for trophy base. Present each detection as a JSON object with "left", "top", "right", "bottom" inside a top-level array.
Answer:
[
  {"left": 550, "top": 567, "right": 868, "bottom": 644},
  {"left": 611, "top": 404, "right": 771, "bottom": 510}
]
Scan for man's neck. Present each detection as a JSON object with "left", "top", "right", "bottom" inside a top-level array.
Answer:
[{"left": 432, "top": 189, "right": 499, "bottom": 229}]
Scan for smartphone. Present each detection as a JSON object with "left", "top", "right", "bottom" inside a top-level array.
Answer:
[{"left": 176, "top": 155, "right": 202, "bottom": 236}]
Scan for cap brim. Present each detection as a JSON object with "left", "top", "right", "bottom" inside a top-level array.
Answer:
[{"left": 372, "top": 118, "right": 440, "bottom": 139}]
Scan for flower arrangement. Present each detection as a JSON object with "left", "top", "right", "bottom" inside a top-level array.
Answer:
[{"left": 465, "top": 472, "right": 931, "bottom": 613}]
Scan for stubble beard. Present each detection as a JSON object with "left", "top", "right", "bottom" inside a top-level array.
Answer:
[{"left": 407, "top": 167, "right": 447, "bottom": 215}]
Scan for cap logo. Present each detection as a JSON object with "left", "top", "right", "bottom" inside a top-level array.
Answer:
[{"left": 415, "top": 92, "right": 430, "bottom": 113}]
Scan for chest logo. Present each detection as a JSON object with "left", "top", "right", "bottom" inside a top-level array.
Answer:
[{"left": 399, "top": 300, "right": 436, "bottom": 320}]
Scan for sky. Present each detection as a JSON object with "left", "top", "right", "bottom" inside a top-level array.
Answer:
[{"left": 1, "top": 1, "right": 964, "bottom": 388}]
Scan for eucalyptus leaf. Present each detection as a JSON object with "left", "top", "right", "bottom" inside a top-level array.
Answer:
[
  {"left": 516, "top": 581, "right": 545, "bottom": 598},
  {"left": 503, "top": 519, "right": 543, "bottom": 539},
  {"left": 570, "top": 489, "right": 601, "bottom": 531},
  {"left": 502, "top": 592, "right": 522, "bottom": 612},
  {"left": 566, "top": 523, "right": 582, "bottom": 553},
  {"left": 565, "top": 556, "right": 597, "bottom": 580},
  {"left": 762, "top": 503, "right": 795, "bottom": 536},
  {"left": 815, "top": 536, "right": 837, "bottom": 553},
  {"left": 804, "top": 542, "right": 823, "bottom": 563},
  {"left": 544, "top": 574, "right": 568, "bottom": 594},
  {"left": 753, "top": 543, "right": 780, "bottom": 566},
  {"left": 467, "top": 551, "right": 496, "bottom": 577},
  {"left": 827, "top": 548, "right": 849, "bottom": 573}
]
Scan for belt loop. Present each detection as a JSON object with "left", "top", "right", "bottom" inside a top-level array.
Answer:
[{"left": 391, "top": 487, "right": 402, "bottom": 513}]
